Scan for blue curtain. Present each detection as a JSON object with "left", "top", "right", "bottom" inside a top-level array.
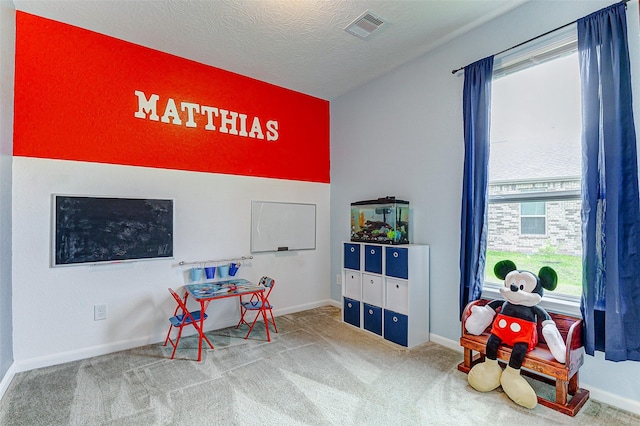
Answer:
[
  {"left": 459, "top": 56, "right": 494, "bottom": 318},
  {"left": 578, "top": 2, "right": 640, "bottom": 362}
]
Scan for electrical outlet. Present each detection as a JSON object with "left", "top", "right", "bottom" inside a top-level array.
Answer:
[
  {"left": 94, "top": 304, "right": 107, "bottom": 321},
  {"left": 336, "top": 274, "right": 342, "bottom": 285}
]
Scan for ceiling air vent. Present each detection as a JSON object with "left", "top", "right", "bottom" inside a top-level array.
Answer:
[{"left": 344, "top": 11, "right": 385, "bottom": 39}]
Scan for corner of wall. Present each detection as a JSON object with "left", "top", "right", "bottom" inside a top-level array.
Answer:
[{"left": 0, "top": 0, "right": 16, "bottom": 384}]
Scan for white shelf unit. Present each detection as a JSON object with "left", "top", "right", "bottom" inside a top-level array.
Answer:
[{"left": 342, "top": 242, "right": 430, "bottom": 348}]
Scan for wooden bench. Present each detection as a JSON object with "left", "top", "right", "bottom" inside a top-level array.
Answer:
[{"left": 458, "top": 299, "right": 589, "bottom": 416}]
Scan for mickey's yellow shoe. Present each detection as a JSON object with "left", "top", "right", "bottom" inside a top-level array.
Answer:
[
  {"left": 500, "top": 365, "right": 538, "bottom": 409},
  {"left": 468, "top": 358, "right": 502, "bottom": 392}
]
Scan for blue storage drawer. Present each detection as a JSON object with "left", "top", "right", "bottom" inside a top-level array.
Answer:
[
  {"left": 384, "top": 309, "right": 408, "bottom": 346},
  {"left": 385, "top": 247, "right": 408, "bottom": 279},
  {"left": 343, "top": 297, "right": 360, "bottom": 327},
  {"left": 364, "top": 245, "right": 382, "bottom": 274},
  {"left": 344, "top": 243, "right": 361, "bottom": 270},
  {"left": 363, "top": 303, "right": 382, "bottom": 336}
]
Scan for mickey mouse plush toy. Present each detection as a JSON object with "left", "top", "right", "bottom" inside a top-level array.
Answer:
[{"left": 465, "top": 260, "right": 566, "bottom": 409}]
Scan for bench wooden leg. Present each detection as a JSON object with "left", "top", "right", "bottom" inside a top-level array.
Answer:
[
  {"left": 536, "top": 374, "right": 590, "bottom": 417},
  {"left": 458, "top": 348, "right": 473, "bottom": 373},
  {"left": 569, "top": 371, "right": 579, "bottom": 395},
  {"left": 464, "top": 348, "right": 473, "bottom": 369},
  {"left": 458, "top": 348, "right": 486, "bottom": 374},
  {"left": 556, "top": 379, "right": 568, "bottom": 406}
]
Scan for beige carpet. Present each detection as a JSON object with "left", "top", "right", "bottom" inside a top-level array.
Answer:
[{"left": 1, "top": 306, "right": 639, "bottom": 425}]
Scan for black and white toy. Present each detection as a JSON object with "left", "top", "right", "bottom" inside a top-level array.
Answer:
[{"left": 465, "top": 260, "right": 566, "bottom": 409}]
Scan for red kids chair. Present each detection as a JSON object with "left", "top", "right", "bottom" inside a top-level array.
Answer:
[
  {"left": 164, "top": 288, "right": 214, "bottom": 359},
  {"left": 236, "top": 276, "right": 278, "bottom": 339}
]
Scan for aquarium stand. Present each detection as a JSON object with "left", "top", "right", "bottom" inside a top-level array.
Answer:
[{"left": 342, "top": 242, "right": 429, "bottom": 348}]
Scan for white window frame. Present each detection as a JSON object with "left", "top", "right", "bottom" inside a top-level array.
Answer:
[{"left": 481, "top": 25, "right": 582, "bottom": 315}]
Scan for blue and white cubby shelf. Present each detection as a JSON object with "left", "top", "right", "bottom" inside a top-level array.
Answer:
[{"left": 342, "top": 242, "right": 429, "bottom": 348}]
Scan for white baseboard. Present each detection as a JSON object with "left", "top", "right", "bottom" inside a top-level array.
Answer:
[
  {"left": 0, "top": 363, "right": 17, "bottom": 402},
  {"left": 429, "top": 332, "right": 640, "bottom": 416},
  {"left": 13, "top": 335, "right": 159, "bottom": 373},
  {"left": 429, "top": 333, "right": 464, "bottom": 353},
  {"left": 325, "top": 299, "right": 341, "bottom": 308},
  {"left": 585, "top": 386, "right": 640, "bottom": 416},
  {"left": 274, "top": 299, "right": 339, "bottom": 315}
]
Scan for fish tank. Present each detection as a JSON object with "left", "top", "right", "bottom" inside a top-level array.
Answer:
[{"left": 350, "top": 196, "right": 409, "bottom": 245}]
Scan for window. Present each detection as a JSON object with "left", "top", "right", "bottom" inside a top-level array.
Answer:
[
  {"left": 521, "top": 201, "right": 546, "bottom": 235},
  {"left": 485, "top": 27, "right": 582, "bottom": 299}
]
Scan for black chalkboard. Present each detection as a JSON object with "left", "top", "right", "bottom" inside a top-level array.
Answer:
[{"left": 54, "top": 196, "right": 174, "bottom": 266}]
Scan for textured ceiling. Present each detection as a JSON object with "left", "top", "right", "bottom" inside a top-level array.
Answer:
[{"left": 13, "top": 0, "right": 528, "bottom": 100}]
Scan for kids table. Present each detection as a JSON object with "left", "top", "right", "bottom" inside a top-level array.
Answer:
[{"left": 183, "top": 279, "right": 270, "bottom": 361}]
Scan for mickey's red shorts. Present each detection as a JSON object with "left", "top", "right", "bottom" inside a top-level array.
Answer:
[{"left": 490, "top": 313, "right": 538, "bottom": 352}]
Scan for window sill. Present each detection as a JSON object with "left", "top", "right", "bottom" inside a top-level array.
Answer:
[{"left": 481, "top": 284, "right": 582, "bottom": 317}]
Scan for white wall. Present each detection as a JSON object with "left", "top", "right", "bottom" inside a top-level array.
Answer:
[
  {"left": 0, "top": 0, "right": 15, "bottom": 395},
  {"left": 331, "top": 0, "right": 640, "bottom": 414},
  {"left": 12, "top": 157, "right": 330, "bottom": 370}
]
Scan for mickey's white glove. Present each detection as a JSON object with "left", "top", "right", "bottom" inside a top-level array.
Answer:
[
  {"left": 465, "top": 304, "right": 496, "bottom": 335},
  {"left": 542, "top": 320, "right": 566, "bottom": 363}
]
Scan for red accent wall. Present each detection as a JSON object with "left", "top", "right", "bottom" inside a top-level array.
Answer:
[{"left": 14, "top": 12, "right": 330, "bottom": 183}]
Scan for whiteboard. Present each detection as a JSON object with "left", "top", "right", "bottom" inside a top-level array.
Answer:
[{"left": 251, "top": 201, "right": 316, "bottom": 253}]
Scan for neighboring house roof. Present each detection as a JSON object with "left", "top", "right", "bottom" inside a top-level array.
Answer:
[{"left": 489, "top": 137, "right": 581, "bottom": 183}]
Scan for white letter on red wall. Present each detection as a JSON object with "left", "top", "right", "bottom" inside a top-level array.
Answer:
[
  {"left": 134, "top": 90, "right": 160, "bottom": 121},
  {"left": 219, "top": 109, "right": 238, "bottom": 135},
  {"left": 161, "top": 98, "right": 182, "bottom": 125},
  {"left": 201, "top": 105, "right": 219, "bottom": 130},
  {"left": 266, "top": 120, "right": 279, "bottom": 141},
  {"left": 181, "top": 102, "right": 200, "bottom": 128},
  {"left": 248, "top": 117, "right": 264, "bottom": 139}
]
